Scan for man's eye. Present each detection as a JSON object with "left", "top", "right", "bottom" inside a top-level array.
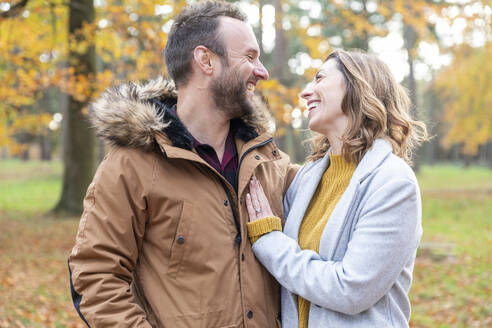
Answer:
[
  {"left": 315, "top": 74, "right": 322, "bottom": 81},
  {"left": 247, "top": 55, "right": 254, "bottom": 60}
]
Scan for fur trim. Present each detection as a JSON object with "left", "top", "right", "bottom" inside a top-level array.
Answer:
[
  {"left": 90, "top": 77, "right": 175, "bottom": 151},
  {"left": 90, "top": 76, "right": 272, "bottom": 152}
]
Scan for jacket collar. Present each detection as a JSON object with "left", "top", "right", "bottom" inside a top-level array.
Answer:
[
  {"left": 351, "top": 139, "right": 393, "bottom": 182},
  {"left": 283, "top": 138, "right": 393, "bottom": 251},
  {"left": 147, "top": 98, "right": 259, "bottom": 151},
  {"left": 89, "top": 76, "right": 271, "bottom": 153},
  {"left": 300, "top": 138, "right": 393, "bottom": 189}
]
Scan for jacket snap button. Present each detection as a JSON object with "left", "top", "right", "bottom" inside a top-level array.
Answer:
[
  {"left": 234, "top": 235, "right": 242, "bottom": 245},
  {"left": 247, "top": 310, "right": 253, "bottom": 319},
  {"left": 177, "top": 236, "right": 185, "bottom": 244},
  {"left": 254, "top": 155, "right": 260, "bottom": 160},
  {"left": 224, "top": 200, "right": 229, "bottom": 206}
]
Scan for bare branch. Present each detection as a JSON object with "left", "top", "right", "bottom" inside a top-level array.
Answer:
[{"left": 0, "top": 0, "right": 29, "bottom": 20}]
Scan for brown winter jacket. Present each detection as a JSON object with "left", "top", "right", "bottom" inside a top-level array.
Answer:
[{"left": 68, "top": 77, "right": 298, "bottom": 328}]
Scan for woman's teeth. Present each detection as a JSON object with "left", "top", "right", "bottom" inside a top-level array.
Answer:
[{"left": 309, "top": 103, "right": 319, "bottom": 111}]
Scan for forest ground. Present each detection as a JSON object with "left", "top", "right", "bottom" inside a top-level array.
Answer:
[{"left": 0, "top": 160, "right": 490, "bottom": 327}]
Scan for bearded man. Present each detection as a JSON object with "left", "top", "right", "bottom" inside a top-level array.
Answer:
[{"left": 68, "top": 1, "right": 297, "bottom": 327}]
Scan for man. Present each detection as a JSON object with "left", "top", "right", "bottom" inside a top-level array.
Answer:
[{"left": 68, "top": 1, "right": 297, "bottom": 327}]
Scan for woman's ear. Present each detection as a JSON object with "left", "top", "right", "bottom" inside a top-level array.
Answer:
[{"left": 193, "top": 46, "right": 214, "bottom": 75}]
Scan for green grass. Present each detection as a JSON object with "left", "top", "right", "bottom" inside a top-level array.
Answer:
[
  {"left": 0, "top": 160, "right": 62, "bottom": 215},
  {"left": 418, "top": 164, "right": 492, "bottom": 191},
  {"left": 0, "top": 160, "right": 490, "bottom": 327},
  {"left": 411, "top": 165, "right": 492, "bottom": 328}
]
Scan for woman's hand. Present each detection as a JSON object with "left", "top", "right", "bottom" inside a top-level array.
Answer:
[{"left": 246, "top": 176, "right": 274, "bottom": 222}]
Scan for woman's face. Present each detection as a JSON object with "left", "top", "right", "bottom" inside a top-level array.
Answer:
[{"left": 301, "top": 59, "right": 348, "bottom": 137}]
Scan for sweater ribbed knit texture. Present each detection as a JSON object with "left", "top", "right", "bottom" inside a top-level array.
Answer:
[
  {"left": 297, "top": 153, "right": 356, "bottom": 328},
  {"left": 247, "top": 216, "right": 283, "bottom": 244}
]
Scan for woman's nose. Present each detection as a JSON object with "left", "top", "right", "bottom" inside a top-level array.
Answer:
[{"left": 300, "top": 83, "right": 313, "bottom": 100}]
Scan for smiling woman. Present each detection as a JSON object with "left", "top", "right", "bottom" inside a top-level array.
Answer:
[
  {"left": 306, "top": 50, "right": 427, "bottom": 164},
  {"left": 246, "top": 49, "right": 429, "bottom": 328},
  {"left": 301, "top": 59, "right": 348, "bottom": 147}
]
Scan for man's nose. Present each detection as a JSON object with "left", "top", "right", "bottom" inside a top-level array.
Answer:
[{"left": 254, "top": 60, "right": 269, "bottom": 80}]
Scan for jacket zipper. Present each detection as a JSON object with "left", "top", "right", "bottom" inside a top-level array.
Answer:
[
  {"left": 234, "top": 137, "right": 274, "bottom": 192},
  {"left": 226, "top": 137, "right": 274, "bottom": 246},
  {"left": 175, "top": 137, "right": 274, "bottom": 246},
  {"left": 219, "top": 179, "right": 242, "bottom": 245},
  {"left": 160, "top": 136, "right": 274, "bottom": 245}
]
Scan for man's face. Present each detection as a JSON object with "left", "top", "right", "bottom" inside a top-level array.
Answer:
[{"left": 210, "top": 17, "right": 269, "bottom": 119}]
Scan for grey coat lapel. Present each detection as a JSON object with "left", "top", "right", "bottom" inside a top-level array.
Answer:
[
  {"left": 318, "top": 139, "right": 393, "bottom": 259},
  {"left": 283, "top": 153, "right": 331, "bottom": 241}
]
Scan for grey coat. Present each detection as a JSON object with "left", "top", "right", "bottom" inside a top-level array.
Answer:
[{"left": 252, "top": 139, "right": 422, "bottom": 327}]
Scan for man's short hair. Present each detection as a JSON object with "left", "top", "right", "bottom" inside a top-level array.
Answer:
[{"left": 164, "top": 0, "right": 247, "bottom": 87}]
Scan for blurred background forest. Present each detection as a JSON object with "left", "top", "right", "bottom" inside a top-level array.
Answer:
[{"left": 0, "top": 0, "right": 491, "bottom": 327}]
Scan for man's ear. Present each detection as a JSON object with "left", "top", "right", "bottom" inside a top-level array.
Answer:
[{"left": 193, "top": 46, "right": 214, "bottom": 75}]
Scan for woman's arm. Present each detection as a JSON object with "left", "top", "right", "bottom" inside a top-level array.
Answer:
[{"left": 247, "top": 177, "right": 422, "bottom": 315}]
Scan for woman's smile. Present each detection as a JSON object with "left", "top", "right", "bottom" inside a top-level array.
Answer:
[{"left": 307, "top": 99, "right": 321, "bottom": 118}]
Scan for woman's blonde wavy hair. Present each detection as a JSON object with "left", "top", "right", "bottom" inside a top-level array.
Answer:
[{"left": 307, "top": 50, "right": 428, "bottom": 164}]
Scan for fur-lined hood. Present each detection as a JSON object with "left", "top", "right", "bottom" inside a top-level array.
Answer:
[{"left": 90, "top": 76, "right": 272, "bottom": 152}]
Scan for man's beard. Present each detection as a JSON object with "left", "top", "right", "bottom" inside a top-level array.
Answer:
[{"left": 210, "top": 66, "right": 256, "bottom": 120}]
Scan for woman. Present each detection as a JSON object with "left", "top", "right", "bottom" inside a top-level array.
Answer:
[{"left": 245, "top": 50, "right": 427, "bottom": 328}]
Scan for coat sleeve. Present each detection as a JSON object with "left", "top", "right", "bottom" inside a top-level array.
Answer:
[
  {"left": 68, "top": 148, "right": 154, "bottom": 328},
  {"left": 253, "top": 178, "right": 422, "bottom": 315},
  {"left": 282, "top": 163, "right": 303, "bottom": 219}
]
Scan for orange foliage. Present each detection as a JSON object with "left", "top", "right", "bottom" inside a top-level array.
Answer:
[
  {"left": 436, "top": 43, "right": 492, "bottom": 155},
  {"left": 258, "top": 79, "right": 301, "bottom": 129},
  {"left": 1, "top": 0, "right": 187, "bottom": 155}
]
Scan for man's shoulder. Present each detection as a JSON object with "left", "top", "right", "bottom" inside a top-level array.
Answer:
[{"left": 99, "top": 146, "right": 161, "bottom": 177}]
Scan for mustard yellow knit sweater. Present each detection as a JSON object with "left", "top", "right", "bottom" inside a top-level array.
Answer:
[
  {"left": 297, "top": 154, "right": 356, "bottom": 328},
  {"left": 247, "top": 153, "right": 356, "bottom": 328}
]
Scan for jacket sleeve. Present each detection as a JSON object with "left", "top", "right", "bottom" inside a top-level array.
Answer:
[
  {"left": 68, "top": 148, "right": 154, "bottom": 328},
  {"left": 252, "top": 178, "right": 422, "bottom": 315}
]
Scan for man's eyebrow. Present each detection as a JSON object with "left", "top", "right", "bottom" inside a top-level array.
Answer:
[{"left": 246, "top": 48, "right": 259, "bottom": 55}]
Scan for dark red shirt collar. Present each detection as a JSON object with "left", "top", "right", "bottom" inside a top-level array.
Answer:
[{"left": 169, "top": 105, "right": 239, "bottom": 190}]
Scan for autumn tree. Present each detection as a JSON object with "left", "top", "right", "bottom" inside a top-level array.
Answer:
[
  {"left": 53, "top": 0, "right": 97, "bottom": 214},
  {"left": 436, "top": 43, "right": 492, "bottom": 159},
  {"left": 0, "top": 0, "right": 62, "bottom": 157}
]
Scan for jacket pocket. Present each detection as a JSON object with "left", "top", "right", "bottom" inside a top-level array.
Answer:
[{"left": 167, "top": 200, "right": 194, "bottom": 278}]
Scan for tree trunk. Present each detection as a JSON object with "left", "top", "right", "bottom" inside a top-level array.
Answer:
[
  {"left": 360, "top": 0, "right": 369, "bottom": 51},
  {"left": 18, "top": 132, "right": 30, "bottom": 161},
  {"left": 272, "top": 0, "right": 288, "bottom": 84},
  {"left": 40, "top": 133, "right": 52, "bottom": 161},
  {"left": 403, "top": 24, "right": 420, "bottom": 171},
  {"left": 53, "top": 0, "right": 96, "bottom": 215},
  {"left": 257, "top": 0, "right": 265, "bottom": 59},
  {"left": 271, "top": 0, "right": 295, "bottom": 159},
  {"left": 486, "top": 142, "right": 492, "bottom": 168}
]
